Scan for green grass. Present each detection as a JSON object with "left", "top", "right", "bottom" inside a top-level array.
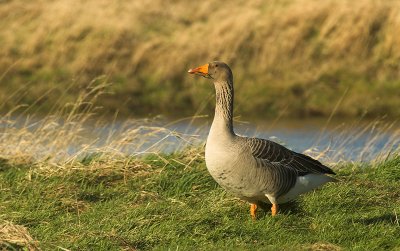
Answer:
[{"left": 0, "top": 152, "right": 399, "bottom": 250}]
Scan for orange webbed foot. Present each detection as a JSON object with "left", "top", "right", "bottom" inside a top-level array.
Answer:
[{"left": 250, "top": 203, "right": 258, "bottom": 220}]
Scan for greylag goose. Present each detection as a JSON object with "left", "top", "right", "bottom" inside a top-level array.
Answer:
[{"left": 188, "top": 61, "right": 336, "bottom": 218}]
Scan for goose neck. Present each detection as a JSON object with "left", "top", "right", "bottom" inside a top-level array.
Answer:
[{"left": 211, "top": 80, "right": 234, "bottom": 135}]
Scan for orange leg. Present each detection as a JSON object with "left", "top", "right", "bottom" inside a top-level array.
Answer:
[
  {"left": 250, "top": 204, "right": 258, "bottom": 220},
  {"left": 271, "top": 203, "right": 279, "bottom": 216}
]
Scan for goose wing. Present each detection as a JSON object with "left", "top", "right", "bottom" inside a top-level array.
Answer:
[
  {"left": 246, "top": 137, "right": 335, "bottom": 176},
  {"left": 245, "top": 137, "right": 335, "bottom": 198}
]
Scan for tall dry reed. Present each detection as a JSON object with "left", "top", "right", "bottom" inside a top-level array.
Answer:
[{"left": 1, "top": 0, "right": 400, "bottom": 117}]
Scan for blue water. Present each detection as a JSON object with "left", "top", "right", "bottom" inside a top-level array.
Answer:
[
  {"left": 84, "top": 116, "right": 399, "bottom": 162},
  {"left": 1, "top": 115, "right": 398, "bottom": 162}
]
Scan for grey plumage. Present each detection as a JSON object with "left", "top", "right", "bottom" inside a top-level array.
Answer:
[
  {"left": 245, "top": 137, "right": 335, "bottom": 197},
  {"left": 188, "top": 61, "right": 336, "bottom": 217}
]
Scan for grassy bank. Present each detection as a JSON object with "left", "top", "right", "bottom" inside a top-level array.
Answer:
[
  {"left": 1, "top": 0, "right": 400, "bottom": 118},
  {"left": 0, "top": 151, "right": 399, "bottom": 250}
]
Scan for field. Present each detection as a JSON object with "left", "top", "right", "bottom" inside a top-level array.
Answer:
[
  {"left": 1, "top": 149, "right": 399, "bottom": 250},
  {"left": 1, "top": 0, "right": 400, "bottom": 118},
  {"left": 1, "top": 0, "right": 400, "bottom": 250}
]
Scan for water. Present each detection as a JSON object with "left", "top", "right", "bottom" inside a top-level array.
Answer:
[
  {"left": 84, "top": 116, "right": 398, "bottom": 162},
  {"left": 1, "top": 115, "right": 398, "bottom": 162}
]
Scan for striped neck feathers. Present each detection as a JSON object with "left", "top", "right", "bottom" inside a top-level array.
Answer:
[{"left": 212, "top": 79, "right": 234, "bottom": 134}]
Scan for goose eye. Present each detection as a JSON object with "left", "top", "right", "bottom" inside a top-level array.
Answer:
[{"left": 215, "top": 64, "right": 219, "bottom": 68}]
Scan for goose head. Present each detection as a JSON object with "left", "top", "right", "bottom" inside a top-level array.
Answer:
[{"left": 188, "top": 61, "right": 233, "bottom": 83}]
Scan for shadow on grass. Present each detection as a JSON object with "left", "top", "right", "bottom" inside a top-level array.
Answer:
[
  {"left": 356, "top": 213, "right": 400, "bottom": 226},
  {"left": 0, "top": 158, "right": 12, "bottom": 172},
  {"left": 256, "top": 200, "right": 306, "bottom": 217}
]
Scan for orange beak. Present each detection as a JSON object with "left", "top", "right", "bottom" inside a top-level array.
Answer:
[{"left": 188, "top": 63, "right": 209, "bottom": 77}]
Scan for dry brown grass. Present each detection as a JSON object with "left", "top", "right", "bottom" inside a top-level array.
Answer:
[
  {"left": 0, "top": 80, "right": 205, "bottom": 169},
  {"left": 1, "top": 0, "right": 400, "bottom": 168},
  {"left": 307, "top": 242, "right": 342, "bottom": 251},
  {"left": 304, "top": 118, "right": 400, "bottom": 165},
  {"left": 1, "top": 0, "right": 400, "bottom": 117},
  {"left": 0, "top": 220, "right": 40, "bottom": 250}
]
